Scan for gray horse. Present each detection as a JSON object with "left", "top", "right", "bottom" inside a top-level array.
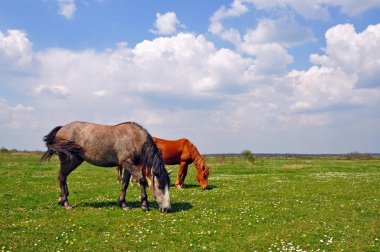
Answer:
[{"left": 41, "top": 121, "right": 171, "bottom": 213}]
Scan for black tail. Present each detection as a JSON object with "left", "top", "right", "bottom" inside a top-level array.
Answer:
[
  {"left": 141, "top": 135, "right": 170, "bottom": 188},
  {"left": 41, "top": 126, "right": 82, "bottom": 161}
]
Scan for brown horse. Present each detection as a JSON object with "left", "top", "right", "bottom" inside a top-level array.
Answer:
[
  {"left": 153, "top": 137, "right": 210, "bottom": 190},
  {"left": 116, "top": 137, "right": 210, "bottom": 189},
  {"left": 41, "top": 121, "right": 171, "bottom": 213}
]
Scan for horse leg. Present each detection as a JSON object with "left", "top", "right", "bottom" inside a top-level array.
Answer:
[
  {"left": 129, "top": 175, "right": 135, "bottom": 186},
  {"left": 176, "top": 162, "right": 188, "bottom": 189},
  {"left": 118, "top": 169, "right": 131, "bottom": 210},
  {"left": 58, "top": 157, "right": 83, "bottom": 209},
  {"left": 139, "top": 178, "right": 149, "bottom": 211},
  {"left": 116, "top": 165, "right": 123, "bottom": 183},
  {"left": 119, "top": 160, "right": 146, "bottom": 210},
  {"left": 180, "top": 163, "right": 189, "bottom": 187}
]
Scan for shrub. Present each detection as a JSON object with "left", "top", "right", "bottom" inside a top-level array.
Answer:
[
  {"left": 346, "top": 152, "right": 373, "bottom": 160},
  {"left": 241, "top": 150, "right": 256, "bottom": 164},
  {"left": 0, "top": 147, "right": 10, "bottom": 153}
]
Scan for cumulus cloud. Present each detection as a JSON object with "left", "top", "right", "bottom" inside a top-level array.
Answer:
[
  {"left": 151, "top": 12, "right": 184, "bottom": 35},
  {"left": 1, "top": 16, "right": 379, "bottom": 152},
  {"left": 287, "top": 23, "right": 380, "bottom": 113},
  {"left": 310, "top": 24, "right": 380, "bottom": 88},
  {"left": 288, "top": 66, "right": 358, "bottom": 112},
  {"left": 3, "top": 31, "right": 256, "bottom": 131},
  {"left": 0, "top": 29, "right": 33, "bottom": 70},
  {"left": 57, "top": 0, "right": 77, "bottom": 19},
  {"left": 209, "top": 0, "right": 380, "bottom": 49},
  {"left": 241, "top": 42, "right": 293, "bottom": 76},
  {"left": 209, "top": 0, "right": 248, "bottom": 45},
  {"left": 209, "top": 3, "right": 311, "bottom": 77},
  {"left": 207, "top": 0, "right": 380, "bottom": 123}
]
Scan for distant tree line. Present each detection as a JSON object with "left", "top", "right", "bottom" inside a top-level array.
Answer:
[
  {"left": 0, "top": 147, "right": 376, "bottom": 160},
  {"left": 345, "top": 152, "right": 373, "bottom": 160},
  {"left": 0, "top": 147, "right": 42, "bottom": 154}
]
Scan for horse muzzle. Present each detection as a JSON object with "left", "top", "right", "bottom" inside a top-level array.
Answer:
[{"left": 159, "top": 206, "right": 171, "bottom": 213}]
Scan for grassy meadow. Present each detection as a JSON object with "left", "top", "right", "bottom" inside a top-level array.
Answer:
[{"left": 0, "top": 152, "right": 379, "bottom": 251}]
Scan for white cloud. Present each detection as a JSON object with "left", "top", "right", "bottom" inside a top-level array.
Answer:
[
  {"left": 310, "top": 23, "right": 380, "bottom": 88},
  {"left": 57, "top": 0, "right": 77, "bottom": 19},
  {"left": 0, "top": 100, "right": 37, "bottom": 130},
  {"left": 1, "top": 19, "right": 379, "bottom": 152},
  {"left": 209, "top": 0, "right": 248, "bottom": 45},
  {"left": 330, "top": 0, "right": 380, "bottom": 16},
  {"left": 209, "top": 0, "right": 380, "bottom": 50},
  {"left": 209, "top": 3, "right": 311, "bottom": 77},
  {"left": 287, "top": 23, "right": 380, "bottom": 113},
  {"left": 241, "top": 42, "right": 293, "bottom": 76},
  {"left": 36, "top": 85, "right": 70, "bottom": 98},
  {"left": 246, "top": 0, "right": 331, "bottom": 20},
  {"left": 13, "top": 104, "right": 35, "bottom": 112},
  {"left": 151, "top": 12, "right": 183, "bottom": 35},
  {"left": 245, "top": 0, "right": 380, "bottom": 19},
  {"left": 5, "top": 32, "right": 256, "bottom": 130},
  {"left": 0, "top": 29, "right": 33, "bottom": 69},
  {"left": 288, "top": 66, "right": 358, "bottom": 112},
  {"left": 94, "top": 90, "right": 108, "bottom": 97},
  {"left": 209, "top": 0, "right": 249, "bottom": 33},
  {"left": 242, "top": 17, "right": 315, "bottom": 48}
]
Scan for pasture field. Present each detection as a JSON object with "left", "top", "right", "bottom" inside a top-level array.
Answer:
[{"left": 0, "top": 153, "right": 379, "bottom": 251}]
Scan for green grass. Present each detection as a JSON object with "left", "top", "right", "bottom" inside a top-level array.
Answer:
[{"left": 0, "top": 153, "right": 379, "bottom": 251}]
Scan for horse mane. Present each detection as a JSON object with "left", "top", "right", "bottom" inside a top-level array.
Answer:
[
  {"left": 123, "top": 123, "right": 171, "bottom": 188},
  {"left": 187, "top": 140, "right": 207, "bottom": 173},
  {"left": 115, "top": 121, "right": 143, "bottom": 127},
  {"left": 141, "top": 135, "right": 170, "bottom": 188}
]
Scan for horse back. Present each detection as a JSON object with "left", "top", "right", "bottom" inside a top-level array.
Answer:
[
  {"left": 153, "top": 137, "right": 192, "bottom": 165},
  {"left": 55, "top": 121, "right": 147, "bottom": 167}
]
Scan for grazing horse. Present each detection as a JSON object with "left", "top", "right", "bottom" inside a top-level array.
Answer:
[
  {"left": 153, "top": 138, "right": 210, "bottom": 190},
  {"left": 116, "top": 138, "right": 210, "bottom": 189},
  {"left": 41, "top": 121, "right": 171, "bottom": 213}
]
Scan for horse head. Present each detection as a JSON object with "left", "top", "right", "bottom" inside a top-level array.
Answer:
[
  {"left": 148, "top": 168, "right": 171, "bottom": 213},
  {"left": 196, "top": 163, "right": 210, "bottom": 190}
]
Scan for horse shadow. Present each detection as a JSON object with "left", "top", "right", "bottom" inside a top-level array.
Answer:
[
  {"left": 78, "top": 200, "right": 192, "bottom": 213},
  {"left": 177, "top": 183, "right": 217, "bottom": 190}
]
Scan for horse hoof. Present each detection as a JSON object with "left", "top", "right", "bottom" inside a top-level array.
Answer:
[
  {"left": 159, "top": 207, "right": 170, "bottom": 213},
  {"left": 64, "top": 203, "right": 73, "bottom": 210},
  {"left": 141, "top": 205, "right": 149, "bottom": 211},
  {"left": 119, "top": 201, "right": 129, "bottom": 210},
  {"left": 176, "top": 185, "right": 183, "bottom": 190}
]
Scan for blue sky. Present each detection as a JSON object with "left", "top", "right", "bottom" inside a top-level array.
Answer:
[{"left": 1, "top": 0, "right": 380, "bottom": 154}]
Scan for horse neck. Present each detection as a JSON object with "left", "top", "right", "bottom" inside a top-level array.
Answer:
[{"left": 188, "top": 143, "right": 204, "bottom": 172}]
